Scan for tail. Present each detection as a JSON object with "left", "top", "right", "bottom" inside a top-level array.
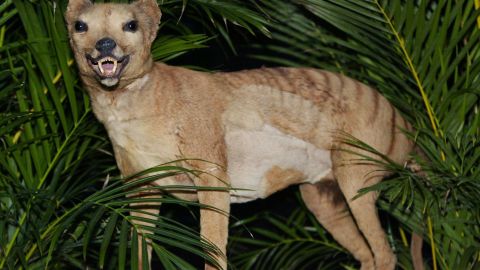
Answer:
[{"left": 411, "top": 232, "right": 424, "bottom": 270}]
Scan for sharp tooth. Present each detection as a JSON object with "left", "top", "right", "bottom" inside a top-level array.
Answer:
[
  {"left": 98, "top": 60, "right": 105, "bottom": 74},
  {"left": 112, "top": 60, "right": 118, "bottom": 74}
]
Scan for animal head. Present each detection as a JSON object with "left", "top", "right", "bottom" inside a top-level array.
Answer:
[{"left": 65, "top": 0, "right": 161, "bottom": 88}]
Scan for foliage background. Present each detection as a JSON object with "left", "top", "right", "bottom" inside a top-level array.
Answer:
[{"left": 0, "top": 0, "right": 479, "bottom": 269}]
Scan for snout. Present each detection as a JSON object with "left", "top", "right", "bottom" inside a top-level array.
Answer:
[
  {"left": 95, "top": 38, "right": 116, "bottom": 55},
  {"left": 85, "top": 37, "right": 130, "bottom": 86}
]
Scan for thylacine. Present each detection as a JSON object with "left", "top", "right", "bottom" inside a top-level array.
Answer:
[{"left": 66, "top": 0, "right": 422, "bottom": 269}]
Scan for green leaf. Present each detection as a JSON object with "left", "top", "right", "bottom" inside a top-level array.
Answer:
[
  {"left": 99, "top": 213, "right": 119, "bottom": 269},
  {"left": 118, "top": 219, "right": 129, "bottom": 270}
]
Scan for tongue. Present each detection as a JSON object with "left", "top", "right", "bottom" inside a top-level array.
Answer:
[{"left": 102, "top": 63, "right": 115, "bottom": 75}]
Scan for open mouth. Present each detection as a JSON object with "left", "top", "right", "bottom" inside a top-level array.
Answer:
[{"left": 86, "top": 54, "right": 130, "bottom": 79}]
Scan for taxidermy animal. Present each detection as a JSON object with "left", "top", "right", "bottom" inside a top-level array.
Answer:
[{"left": 65, "top": 0, "right": 423, "bottom": 269}]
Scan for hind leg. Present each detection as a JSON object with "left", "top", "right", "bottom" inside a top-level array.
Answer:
[
  {"left": 332, "top": 151, "right": 396, "bottom": 270},
  {"left": 300, "top": 181, "right": 374, "bottom": 270}
]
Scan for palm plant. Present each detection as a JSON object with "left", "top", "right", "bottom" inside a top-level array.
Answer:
[{"left": 1, "top": 0, "right": 479, "bottom": 269}]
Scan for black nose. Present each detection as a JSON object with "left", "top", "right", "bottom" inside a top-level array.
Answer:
[{"left": 95, "top": 38, "right": 116, "bottom": 54}]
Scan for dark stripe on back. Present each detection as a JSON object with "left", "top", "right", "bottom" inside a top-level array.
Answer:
[
  {"left": 308, "top": 70, "right": 335, "bottom": 102},
  {"left": 304, "top": 69, "right": 323, "bottom": 92},
  {"left": 369, "top": 90, "right": 380, "bottom": 123},
  {"left": 262, "top": 68, "right": 283, "bottom": 90},
  {"left": 323, "top": 71, "right": 331, "bottom": 91},
  {"left": 269, "top": 68, "right": 294, "bottom": 91},
  {"left": 331, "top": 73, "right": 343, "bottom": 98},
  {"left": 319, "top": 71, "right": 335, "bottom": 100},
  {"left": 355, "top": 80, "right": 363, "bottom": 101},
  {"left": 387, "top": 105, "right": 397, "bottom": 155}
]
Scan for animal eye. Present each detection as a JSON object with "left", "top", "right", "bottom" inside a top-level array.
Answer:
[
  {"left": 123, "top": 20, "right": 138, "bottom": 32},
  {"left": 74, "top": 21, "right": 88, "bottom": 32}
]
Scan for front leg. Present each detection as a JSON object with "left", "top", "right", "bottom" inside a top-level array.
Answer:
[
  {"left": 114, "top": 148, "right": 162, "bottom": 269},
  {"left": 177, "top": 112, "right": 230, "bottom": 269},
  {"left": 194, "top": 164, "right": 230, "bottom": 270}
]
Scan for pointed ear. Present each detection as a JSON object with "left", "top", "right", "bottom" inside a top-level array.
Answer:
[
  {"left": 134, "top": 0, "right": 162, "bottom": 42},
  {"left": 65, "top": 0, "right": 92, "bottom": 23}
]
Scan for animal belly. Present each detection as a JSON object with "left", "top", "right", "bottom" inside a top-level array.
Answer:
[{"left": 226, "top": 124, "right": 332, "bottom": 203}]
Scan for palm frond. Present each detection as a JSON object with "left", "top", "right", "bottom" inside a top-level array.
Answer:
[
  {"left": 160, "top": 0, "right": 270, "bottom": 54},
  {"left": 229, "top": 211, "right": 352, "bottom": 270}
]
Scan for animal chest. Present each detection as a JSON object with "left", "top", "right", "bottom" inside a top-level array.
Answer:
[{"left": 106, "top": 117, "right": 180, "bottom": 174}]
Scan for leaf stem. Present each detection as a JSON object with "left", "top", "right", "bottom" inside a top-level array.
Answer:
[
  {"left": 0, "top": 25, "right": 6, "bottom": 47},
  {"left": 374, "top": 0, "right": 445, "bottom": 161},
  {"left": 374, "top": 2, "right": 439, "bottom": 132},
  {"left": 427, "top": 216, "right": 437, "bottom": 270},
  {"left": 399, "top": 227, "right": 408, "bottom": 247},
  {"left": 475, "top": 0, "right": 480, "bottom": 28}
]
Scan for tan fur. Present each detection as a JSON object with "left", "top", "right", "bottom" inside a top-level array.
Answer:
[
  {"left": 264, "top": 166, "right": 305, "bottom": 196},
  {"left": 66, "top": 1, "right": 418, "bottom": 269}
]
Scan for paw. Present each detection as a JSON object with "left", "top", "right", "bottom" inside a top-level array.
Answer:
[{"left": 355, "top": 249, "right": 375, "bottom": 270}]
